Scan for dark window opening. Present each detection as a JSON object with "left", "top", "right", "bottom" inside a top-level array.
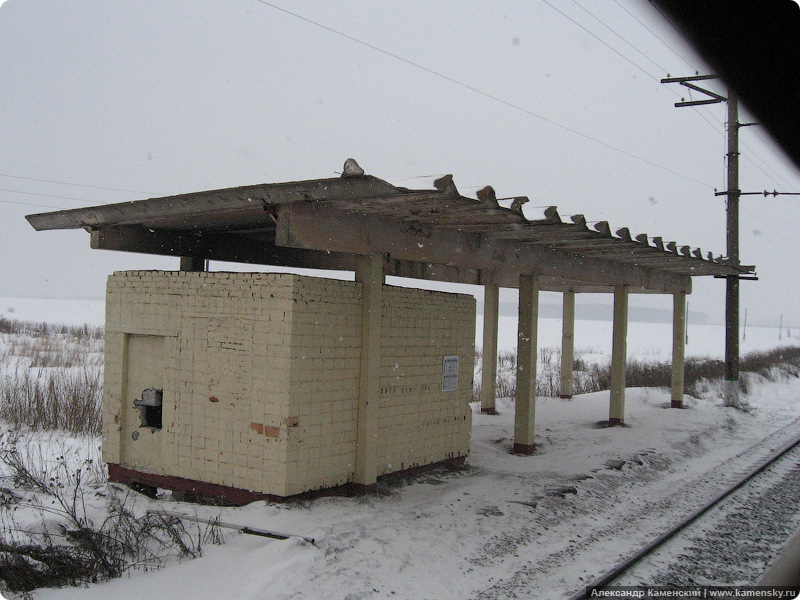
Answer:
[{"left": 134, "top": 388, "right": 163, "bottom": 430}]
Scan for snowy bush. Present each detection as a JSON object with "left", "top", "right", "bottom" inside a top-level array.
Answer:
[
  {"left": 0, "top": 431, "right": 221, "bottom": 597},
  {"left": 0, "top": 318, "right": 103, "bottom": 435},
  {"left": 474, "top": 344, "right": 800, "bottom": 402}
]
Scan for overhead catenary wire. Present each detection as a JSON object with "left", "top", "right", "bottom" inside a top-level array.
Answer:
[
  {"left": 614, "top": 1, "right": 797, "bottom": 189},
  {"left": 4, "top": 0, "right": 795, "bottom": 252},
  {"left": 546, "top": 0, "right": 722, "bottom": 139},
  {"left": 570, "top": 0, "right": 666, "bottom": 74},
  {"left": 613, "top": 0, "right": 697, "bottom": 73},
  {"left": 0, "top": 197, "right": 67, "bottom": 211},
  {"left": 0, "top": 187, "right": 108, "bottom": 205},
  {"left": 0, "top": 172, "right": 151, "bottom": 195},
  {"left": 619, "top": 1, "right": 800, "bottom": 197},
  {"left": 252, "top": 0, "right": 714, "bottom": 190},
  {"left": 541, "top": 0, "right": 662, "bottom": 82}
]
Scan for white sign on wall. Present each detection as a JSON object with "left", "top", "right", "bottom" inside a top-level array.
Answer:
[{"left": 442, "top": 355, "right": 459, "bottom": 392}]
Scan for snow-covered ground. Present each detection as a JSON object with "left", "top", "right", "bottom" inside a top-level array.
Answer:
[
  {"left": 3, "top": 298, "right": 800, "bottom": 599},
  {"left": 14, "top": 381, "right": 800, "bottom": 600}
]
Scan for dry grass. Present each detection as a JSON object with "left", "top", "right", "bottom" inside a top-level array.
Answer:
[
  {"left": 0, "top": 318, "right": 103, "bottom": 436},
  {"left": 474, "top": 345, "right": 800, "bottom": 401},
  {"left": 0, "top": 433, "right": 222, "bottom": 596}
]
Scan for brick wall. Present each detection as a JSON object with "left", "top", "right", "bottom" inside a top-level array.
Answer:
[
  {"left": 378, "top": 287, "right": 475, "bottom": 474},
  {"left": 283, "top": 277, "right": 362, "bottom": 495},
  {"left": 104, "top": 271, "right": 475, "bottom": 498},
  {"left": 104, "top": 271, "right": 297, "bottom": 496}
]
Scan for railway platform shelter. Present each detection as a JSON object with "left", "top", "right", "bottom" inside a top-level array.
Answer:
[{"left": 26, "top": 160, "right": 753, "bottom": 499}]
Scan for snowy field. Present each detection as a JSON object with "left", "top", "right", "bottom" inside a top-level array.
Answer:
[
  {"left": 2, "top": 297, "right": 800, "bottom": 599},
  {"left": 2, "top": 295, "right": 796, "bottom": 360},
  {"left": 486, "top": 315, "right": 797, "bottom": 361}
]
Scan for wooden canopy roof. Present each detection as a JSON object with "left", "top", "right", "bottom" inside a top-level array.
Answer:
[{"left": 26, "top": 161, "right": 754, "bottom": 295}]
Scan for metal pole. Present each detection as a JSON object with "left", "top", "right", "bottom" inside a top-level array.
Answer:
[
  {"left": 724, "top": 90, "right": 740, "bottom": 408},
  {"left": 743, "top": 308, "right": 748, "bottom": 342},
  {"left": 685, "top": 300, "right": 690, "bottom": 345}
]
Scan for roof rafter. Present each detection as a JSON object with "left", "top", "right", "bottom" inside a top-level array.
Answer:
[{"left": 25, "top": 162, "right": 753, "bottom": 295}]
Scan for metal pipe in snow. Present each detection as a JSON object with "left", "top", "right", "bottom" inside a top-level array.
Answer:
[{"left": 147, "top": 509, "right": 315, "bottom": 544}]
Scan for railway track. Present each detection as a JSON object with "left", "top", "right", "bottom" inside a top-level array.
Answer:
[{"left": 567, "top": 431, "right": 800, "bottom": 598}]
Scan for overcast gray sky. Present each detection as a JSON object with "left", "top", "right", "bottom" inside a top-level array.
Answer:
[{"left": 2, "top": 1, "right": 799, "bottom": 327}]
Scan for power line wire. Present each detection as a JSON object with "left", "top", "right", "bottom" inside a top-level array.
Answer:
[
  {"left": 612, "top": 1, "right": 795, "bottom": 193},
  {"left": 252, "top": 0, "right": 714, "bottom": 189},
  {"left": 541, "top": 0, "right": 661, "bottom": 82},
  {"left": 550, "top": 0, "right": 725, "bottom": 140},
  {"left": 612, "top": 0, "right": 697, "bottom": 73},
  {"left": 0, "top": 197, "right": 66, "bottom": 210},
  {"left": 569, "top": 0, "right": 666, "bottom": 75},
  {"left": 566, "top": 0, "right": 731, "bottom": 143},
  {"left": 0, "top": 172, "right": 150, "bottom": 195},
  {"left": 0, "top": 187, "right": 103, "bottom": 205},
  {"left": 741, "top": 203, "right": 797, "bottom": 246}
]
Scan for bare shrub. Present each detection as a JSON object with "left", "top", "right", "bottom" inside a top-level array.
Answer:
[
  {"left": 625, "top": 360, "right": 670, "bottom": 389},
  {"left": 474, "top": 345, "right": 800, "bottom": 402},
  {"left": 498, "top": 350, "right": 516, "bottom": 371},
  {"left": 0, "top": 442, "right": 220, "bottom": 595},
  {"left": 0, "top": 317, "right": 103, "bottom": 342},
  {"left": 539, "top": 346, "right": 556, "bottom": 369},
  {"left": 0, "top": 367, "right": 102, "bottom": 436}
]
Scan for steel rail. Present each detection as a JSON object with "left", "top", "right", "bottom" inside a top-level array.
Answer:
[{"left": 567, "top": 430, "right": 800, "bottom": 600}]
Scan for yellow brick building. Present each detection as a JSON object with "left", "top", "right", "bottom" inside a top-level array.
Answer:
[{"left": 102, "top": 270, "right": 475, "bottom": 500}]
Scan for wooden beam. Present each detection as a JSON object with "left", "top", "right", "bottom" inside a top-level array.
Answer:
[
  {"left": 90, "top": 225, "right": 357, "bottom": 271},
  {"left": 179, "top": 256, "right": 206, "bottom": 272},
  {"left": 275, "top": 203, "right": 691, "bottom": 294},
  {"left": 89, "top": 224, "right": 691, "bottom": 294}
]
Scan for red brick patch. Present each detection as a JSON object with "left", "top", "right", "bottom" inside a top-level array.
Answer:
[{"left": 250, "top": 422, "right": 281, "bottom": 438}]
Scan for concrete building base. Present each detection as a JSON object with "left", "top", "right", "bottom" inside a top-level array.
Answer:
[{"left": 109, "top": 457, "right": 468, "bottom": 506}]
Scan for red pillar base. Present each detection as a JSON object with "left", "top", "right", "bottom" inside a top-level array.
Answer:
[
  {"left": 608, "top": 417, "right": 625, "bottom": 427},
  {"left": 559, "top": 394, "right": 573, "bottom": 400},
  {"left": 513, "top": 442, "right": 536, "bottom": 455},
  {"left": 671, "top": 400, "right": 684, "bottom": 409}
]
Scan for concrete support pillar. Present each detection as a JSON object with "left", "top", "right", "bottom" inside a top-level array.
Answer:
[
  {"left": 480, "top": 284, "right": 500, "bottom": 414},
  {"left": 609, "top": 286, "right": 629, "bottom": 426},
  {"left": 671, "top": 292, "right": 687, "bottom": 409},
  {"left": 179, "top": 256, "right": 206, "bottom": 272},
  {"left": 514, "top": 273, "right": 539, "bottom": 454},
  {"left": 560, "top": 290, "right": 576, "bottom": 399},
  {"left": 354, "top": 254, "right": 384, "bottom": 488}
]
